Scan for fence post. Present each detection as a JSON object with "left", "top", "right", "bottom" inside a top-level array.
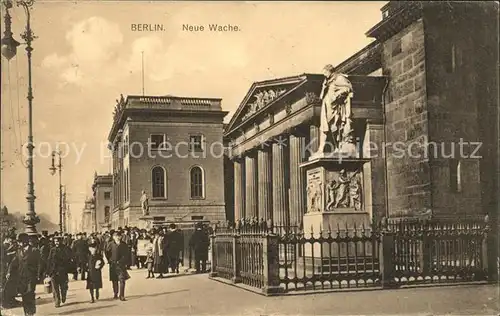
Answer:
[
  {"left": 209, "top": 234, "right": 218, "bottom": 278},
  {"left": 262, "top": 233, "right": 284, "bottom": 295},
  {"left": 482, "top": 215, "right": 498, "bottom": 282},
  {"left": 232, "top": 232, "right": 241, "bottom": 283},
  {"left": 379, "top": 229, "right": 397, "bottom": 288}
]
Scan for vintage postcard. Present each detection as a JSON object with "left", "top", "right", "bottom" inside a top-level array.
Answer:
[{"left": 0, "top": 1, "right": 498, "bottom": 315}]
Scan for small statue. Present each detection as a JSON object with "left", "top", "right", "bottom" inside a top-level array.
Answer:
[
  {"left": 326, "top": 179, "right": 340, "bottom": 211},
  {"left": 349, "top": 176, "right": 362, "bottom": 211},
  {"left": 140, "top": 190, "right": 149, "bottom": 216}
]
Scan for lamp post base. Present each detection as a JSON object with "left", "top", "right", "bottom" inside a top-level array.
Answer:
[{"left": 23, "top": 213, "right": 39, "bottom": 236}]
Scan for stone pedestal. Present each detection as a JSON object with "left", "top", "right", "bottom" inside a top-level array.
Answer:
[
  {"left": 303, "top": 210, "right": 371, "bottom": 257},
  {"left": 138, "top": 216, "right": 154, "bottom": 230},
  {"left": 300, "top": 157, "right": 372, "bottom": 258}
]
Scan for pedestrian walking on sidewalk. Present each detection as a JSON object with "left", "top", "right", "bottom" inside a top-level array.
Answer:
[
  {"left": 189, "top": 222, "right": 210, "bottom": 273},
  {"left": 47, "top": 235, "right": 72, "bottom": 308},
  {"left": 6, "top": 233, "right": 40, "bottom": 316},
  {"left": 87, "top": 242, "right": 104, "bottom": 303},
  {"left": 145, "top": 239, "right": 154, "bottom": 278},
  {"left": 105, "top": 231, "right": 130, "bottom": 301}
]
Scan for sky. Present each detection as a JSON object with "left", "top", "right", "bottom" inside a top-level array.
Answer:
[{"left": 1, "top": 1, "right": 385, "bottom": 227}]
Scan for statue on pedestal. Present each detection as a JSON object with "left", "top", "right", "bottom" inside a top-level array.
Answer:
[
  {"left": 140, "top": 190, "right": 149, "bottom": 216},
  {"left": 316, "top": 64, "right": 354, "bottom": 155}
]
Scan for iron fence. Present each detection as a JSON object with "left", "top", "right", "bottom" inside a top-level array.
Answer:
[
  {"left": 210, "top": 217, "right": 493, "bottom": 295},
  {"left": 388, "top": 219, "right": 487, "bottom": 285},
  {"left": 278, "top": 224, "right": 381, "bottom": 291}
]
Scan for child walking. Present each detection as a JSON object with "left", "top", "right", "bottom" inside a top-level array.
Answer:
[
  {"left": 87, "top": 242, "right": 104, "bottom": 303},
  {"left": 145, "top": 239, "right": 154, "bottom": 279}
]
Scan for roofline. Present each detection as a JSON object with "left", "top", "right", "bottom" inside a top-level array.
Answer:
[
  {"left": 126, "top": 95, "right": 223, "bottom": 101},
  {"left": 226, "top": 73, "right": 322, "bottom": 132},
  {"left": 107, "top": 109, "right": 229, "bottom": 143}
]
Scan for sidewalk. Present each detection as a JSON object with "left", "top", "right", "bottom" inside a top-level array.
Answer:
[{"left": 1, "top": 268, "right": 498, "bottom": 315}]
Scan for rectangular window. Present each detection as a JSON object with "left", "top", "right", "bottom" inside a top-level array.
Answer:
[
  {"left": 150, "top": 134, "right": 166, "bottom": 150},
  {"left": 191, "top": 216, "right": 204, "bottom": 220},
  {"left": 391, "top": 39, "right": 402, "bottom": 57},
  {"left": 104, "top": 192, "right": 111, "bottom": 200},
  {"left": 189, "top": 135, "right": 204, "bottom": 152}
]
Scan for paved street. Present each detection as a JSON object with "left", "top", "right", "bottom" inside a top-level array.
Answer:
[{"left": 2, "top": 268, "right": 499, "bottom": 315}]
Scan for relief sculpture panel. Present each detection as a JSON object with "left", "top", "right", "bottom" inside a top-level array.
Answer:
[
  {"left": 306, "top": 168, "right": 324, "bottom": 213},
  {"left": 325, "top": 169, "right": 362, "bottom": 211}
]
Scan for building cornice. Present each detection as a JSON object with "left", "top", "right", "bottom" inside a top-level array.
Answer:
[
  {"left": 366, "top": 1, "right": 424, "bottom": 41},
  {"left": 107, "top": 95, "right": 226, "bottom": 143}
]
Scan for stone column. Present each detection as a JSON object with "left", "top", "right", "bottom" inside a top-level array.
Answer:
[
  {"left": 258, "top": 148, "right": 272, "bottom": 220},
  {"left": 272, "top": 141, "right": 288, "bottom": 226},
  {"left": 245, "top": 153, "right": 258, "bottom": 218},
  {"left": 289, "top": 134, "right": 306, "bottom": 228},
  {"left": 233, "top": 159, "right": 245, "bottom": 220},
  {"left": 309, "top": 124, "right": 319, "bottom": 155}
]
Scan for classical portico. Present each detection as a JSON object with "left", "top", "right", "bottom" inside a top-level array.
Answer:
[{"left": 224, "top": 73, "right": 387, "bottom": 228}]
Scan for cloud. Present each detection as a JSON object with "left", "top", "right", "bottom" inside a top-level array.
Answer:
[
  {"left": 42, "top": 15, "right": 250, "bottom": 88},
  {"left": 42, "top": 16, "right": 125, "bottom": 86}
]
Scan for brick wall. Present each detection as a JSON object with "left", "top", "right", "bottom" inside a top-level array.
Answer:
[{"left": 382, "top": 18, "right": 431, "bottom": 217}]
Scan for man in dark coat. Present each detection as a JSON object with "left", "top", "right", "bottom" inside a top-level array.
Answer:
[
  {"left": 106, "top": 231, "right": 129, "bottom": 301},
  {"left": 46, "top": 236, "right": 72, "bottom": 307},
  {"left": 38, "top": 231, "right": 50, "bottom": 284},
  {"left": 121, "top": 228, "right": 132, "bottom": 269},
  {"left": 189, "top": 222, "right": 210, "bottom": 273},
  {"left": 1, "top": 235, "right": 20, "bottom": 308},
  {"left": 165, "top": 224, "right": 183, "bottom": 274},
  {"left": 6, "top": 233, "right": 40, "bottom": 316},
  {"left": 71, "top": 233, "right": 89, "bottom": 280}
]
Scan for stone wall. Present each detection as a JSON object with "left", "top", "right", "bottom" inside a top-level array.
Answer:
[
  {"left": 382, "top": 19, "right": 431, "bottom": 217},
  {"left": 126, "top": 121, "right": 226, "bottom": 223},
  {"left": 422, "top": 3, "right": 498, "bottom": 218}
]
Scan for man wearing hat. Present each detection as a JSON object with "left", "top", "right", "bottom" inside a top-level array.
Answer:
[
  {"left": 38, "top": 230, "right": 50, "bottom": 284},
  {"left": 46, "top": 235, "right": 72, "bottom": 307},
  {"left": 189, "top": 222, "right": 210, "bottom": 274},
  {"left": 165, "top": 223, "right": 182, "bottom": 274},
  {"left": 71, "top": 233, "right": 89, "bottom": 281},
  {"left": 6, "top": 233, "right": 40, "bottom": 316},
  {"left": 105, "top": 230, "right": 130, "bottom": 301}
]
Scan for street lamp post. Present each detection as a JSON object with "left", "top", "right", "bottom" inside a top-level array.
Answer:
[
  {"left": 50, "top": 151, "right": 64, "bottom": 233},
  {"left": 1, "top": 0, "right": 39, "bottom": 235}
]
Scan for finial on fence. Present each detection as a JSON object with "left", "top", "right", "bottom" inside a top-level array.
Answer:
[
  {"left": 310, "top": 224, "right": 314, "bottom": 237},
  {"left": 327, "top": 223, "right": 332, "bottom": 235}
]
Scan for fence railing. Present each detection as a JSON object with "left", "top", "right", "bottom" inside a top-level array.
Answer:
[{"left": 210, "top": 217, "right": 494, "bottom": 295}]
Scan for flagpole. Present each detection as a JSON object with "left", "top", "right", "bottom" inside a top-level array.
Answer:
[{"left": 141, "top": 51, "right": 145, "bottom": 96}]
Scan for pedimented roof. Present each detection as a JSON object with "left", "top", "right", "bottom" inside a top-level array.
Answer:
[{"left": 225, "top": 73, "right": 323, "bottom": 135}]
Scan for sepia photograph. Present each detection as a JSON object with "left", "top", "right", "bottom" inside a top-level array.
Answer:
[{"left": 0, "top": 1, "right": 499, "bottom": 315}]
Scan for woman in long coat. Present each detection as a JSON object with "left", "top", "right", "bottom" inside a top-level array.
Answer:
[
  {"left": 86, "top": 242, "right": 104, "bottom": 303},
  {"left": 152, "top": 230, "right": 165, "bottom": 278}
]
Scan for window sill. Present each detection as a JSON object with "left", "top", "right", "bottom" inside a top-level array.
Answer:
[
  {"left": 151, "top": 197, "right": 168, "bottom": 200},
  {"left": 190, "top": 197, "right": 206, "bottom": 200}
]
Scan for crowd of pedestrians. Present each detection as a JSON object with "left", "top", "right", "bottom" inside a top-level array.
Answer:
[{"left": 0, "top": 222, "right": 211, "bottom": 316}]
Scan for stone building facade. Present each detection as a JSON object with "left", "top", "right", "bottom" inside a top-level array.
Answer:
[
  {"left": 80, "top": 197, "right": 95, "bottom": 234},
  {"left": 107, "top": 95, "right": 228, "bottom": 228},
  {"left": 224, "top": 1, "right": 498, "bottom": 226},
  {"left": 91, "top": 173, "right": 113, "bottom": 232}
]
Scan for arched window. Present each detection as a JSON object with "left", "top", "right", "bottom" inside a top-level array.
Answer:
[
  {"left": 152, "top": 166, "right": 166, "bottom": 198},
  {"left": 190, "top": 166, "right": 204, "bottom": 199},
  {"left": 104, "top": 206, "right": 110, "bottom": 223}
]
